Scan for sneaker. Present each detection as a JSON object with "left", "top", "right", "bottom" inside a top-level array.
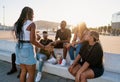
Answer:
[
  {"left": 26, "top": 73, "right": 29, "bottom": 79},
  {"left": 47, "top": 57, "right": 57, "bottom": 64},
  {"left": 35, "top": 72, "right": 42, "bottom": 82},
  {"left": 70, "top": 60, "right": 74, "bottom": 65},
  {"left": 60, "top": 59, "right": 67, "bottom": 66},
  {"left": 7, "top": 69, "right": 17, "bottom": 75}
]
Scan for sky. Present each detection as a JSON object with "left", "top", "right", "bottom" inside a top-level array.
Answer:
[{"left": 0, "top": 0, "right": 120, "bottom": 27}]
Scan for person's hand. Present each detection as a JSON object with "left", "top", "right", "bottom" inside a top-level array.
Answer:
[
  {"left": 75, "top": 70, "right": 82, "bottom": 82},
  {"left": 71, "top": 42, "right": 75, "bottom": 47},
  {"left": 65, "top": 43, "right": 71, "bottom": 49},
  {"left": 68, "top": 64, "right": 74, "bottom": 73},
  {"left": 45, "top": 45, "right": 54, "bottom": 52}
]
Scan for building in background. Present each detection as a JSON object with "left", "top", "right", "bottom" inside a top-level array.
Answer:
[{"left": 112, "top": 11, "right": 120, "bottom": 29}]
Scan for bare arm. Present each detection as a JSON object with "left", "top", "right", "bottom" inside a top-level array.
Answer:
[
  {"left": 72, "top": 32, "right": 77, "bottom": 42},
  {"left": 29, "top": 23, "right": 44, "bottom": 48},
  {"left": 72, "top": 55, "right": 81, "bottom": 67},
  {"left": 75, "top": 62, "right": 89, "bottom": 82},
  {"left": 78, "top": 62, "right": 89, "bottom": 73}
]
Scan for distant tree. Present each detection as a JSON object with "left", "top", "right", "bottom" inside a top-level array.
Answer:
[
  {"left": 103, "top": 26, "right": 107, "bottom": 33},
  {"left": 107, "top": 25, "right": 112, "bottom": 34},
  {"left": 89, "top": 27, "right": 97, "bottom": 31},
  {"left": 98, "top": 27, "right": 102, "bottom": 33},
  {"left": 116, "top": 29, "right": 120, "bottom": 36},
  {"left": 112, "top": 28, "right": 117, "bottom": 36}
]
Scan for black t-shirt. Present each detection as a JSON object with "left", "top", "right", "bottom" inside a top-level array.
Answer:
[
  {"left": 40, "top": 39, "right": 53, "bottom": 46},
  {"left": 39, "top": 39, "right": 53, "bottom": 59},
  {"left": 55, "top": 28, "right": 71, "bottom": 40},
  {"left": 79, "top": 42, "right": 103, "bottom": 68}
]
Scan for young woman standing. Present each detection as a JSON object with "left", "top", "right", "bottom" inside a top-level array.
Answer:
[{"left": 14, "top": 7, "right": 44, "bottom": 82}]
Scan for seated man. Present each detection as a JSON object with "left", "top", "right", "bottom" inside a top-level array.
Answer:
[
  {"left": 35, "top": 31, "right": 56, "bottom": 82},
  {"left": 52, "top": 20, "right": 71, "bottom": 66}
]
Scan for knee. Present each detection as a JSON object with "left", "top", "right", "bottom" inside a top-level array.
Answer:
[
  {"left": 39, "top": 58, "right": 43, "bottom": 62},
  {"left": 63, "top": 44, "right": 67, "bottom": 49}
]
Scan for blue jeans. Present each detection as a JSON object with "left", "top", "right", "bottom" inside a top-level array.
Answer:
[
  {"left": 36, "top": 53, "right": 47, "bottom": 72},
  {"left": 69, "top": 43, "right": 82, "bottom": 60}
]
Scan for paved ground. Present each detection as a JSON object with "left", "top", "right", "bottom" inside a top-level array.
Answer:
[{"left": 0, "top": 60, "right": 74, "bottom": 82}]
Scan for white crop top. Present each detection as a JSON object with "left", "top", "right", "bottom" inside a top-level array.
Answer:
[{"left": 22, "top": 20, "right": 32, "bottom": 41}]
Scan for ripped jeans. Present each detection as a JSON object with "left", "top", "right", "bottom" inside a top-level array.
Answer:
[{"left": 36, "top": 53, "right": 47, "bottom": 72}]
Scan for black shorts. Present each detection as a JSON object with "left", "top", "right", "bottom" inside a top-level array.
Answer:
[
  {"left": 90, "top": 67, "right": 104, "bottom": 78},
  {"left": 79, "top": 62, "right": 104, "bottom": 78},
  {"left": 54, "top": 43, "right": 64, "bottom": 48}
]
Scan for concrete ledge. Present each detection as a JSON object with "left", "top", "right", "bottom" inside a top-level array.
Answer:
[
  {"left": 0, "top": 40, "right": 120, "bottom": 82},
  {"left": 104, "top": 52, "right": 120, "bottom": 73},
  {"left": 0, "top": 50, "right": 12, "bottom": 62},
  {"left": 0, "top": 40, "right": 16, "bottom": 52}
]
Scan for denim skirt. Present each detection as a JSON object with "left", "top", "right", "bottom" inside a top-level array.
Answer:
[{"left": 15, "top": 43, "right": 36, "bottom": 65}]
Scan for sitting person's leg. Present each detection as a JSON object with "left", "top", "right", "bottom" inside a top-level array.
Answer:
[
  {"left": 75, "top": 43, "right": 82, "bottom": 57},
  {"left": 35, "top": 53, "right": 47, "bottom": 82},
  {"left": 69, "top": 46, "right": 75, "bottom": 60},
  {"left": 68, "top": 63, "right": 81, "bottom": 76},
  {"left": 47, "top": 51, "right": 57, "bottom": 64},
  {"left": 60, "top": 44, "right": 68, "bottom": 66},
  {"left": 7, "top": 53, "right": 17, "bottom": 75},
  {"left": 75, "top": 69, "right": 94, "bottom": 82},
  {"left": 68, "top": 46, "right": 76, "bottom": 65}
]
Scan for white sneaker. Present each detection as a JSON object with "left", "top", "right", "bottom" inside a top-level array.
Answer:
[
  {"left": 70, "top": 60, "right": 74, "bottom": 65},
  {"left": 35, "top": 72, "right": 42, "bottom": 82},
  {"left": 26, "top": 73, "right": 29, "bottom": 79},
  {"left": 60, "top": 59, "right": 67, "bottom": 66},
  {"left": 47, "top": 57, "right": 57, "bottom": 64}
]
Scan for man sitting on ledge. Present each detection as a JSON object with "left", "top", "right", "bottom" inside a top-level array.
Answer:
[
  {"left": 48, "top": 20, "right": 71, "bottom": 66},
  {"left": 35, "top": 31, "right": 56, "bottom": 82}
]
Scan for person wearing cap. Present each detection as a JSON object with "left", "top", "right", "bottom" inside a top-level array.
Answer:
[
  {"left": 68, "top": 31, "right": 104, "bottom": 82},
  {"left": 35, "top": 31, "right": 57, "bottom": 82}
]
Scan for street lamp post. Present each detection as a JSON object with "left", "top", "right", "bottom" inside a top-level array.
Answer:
[{"left": 3, "top": 5, "right": 5, "bottom": 30}]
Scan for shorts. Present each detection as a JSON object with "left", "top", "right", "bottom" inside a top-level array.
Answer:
[
  {"left": 54, "top": 43, "right": 64, "bottom": 48},
  {"left": 91, "top": 67, "right": 104, "bottom": 78},
  {"left": 79, "top": 62, "right": 104, "bottom": 78},
  {"left": 15, "top": 43, "right": 36, "bottom": 65}
]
